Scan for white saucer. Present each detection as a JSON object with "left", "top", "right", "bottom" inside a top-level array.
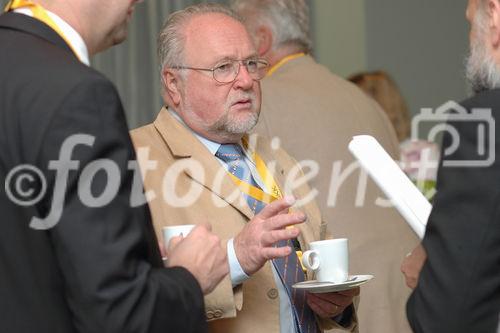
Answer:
[{"left": 292, "top": 274, "right": 374, "bottom": 293}]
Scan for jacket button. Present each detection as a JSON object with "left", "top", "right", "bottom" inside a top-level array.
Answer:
[
  {"left": 206, "top": 310, "right": 214, "bottom": 320},
  {"left": 214, "top": 309, "right": 223, "bottom": 318},
  {"left": 267, "top": 288, "right": 279, "bottom": 299}
]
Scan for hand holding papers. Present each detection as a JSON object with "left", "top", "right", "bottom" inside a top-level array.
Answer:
[{"left": 348, "top": 135, "right": 432, "bottom": 239}]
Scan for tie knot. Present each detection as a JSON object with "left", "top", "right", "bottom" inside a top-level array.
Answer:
[{"left": 215, "top": 144, "right": 244, "bottom": 162}]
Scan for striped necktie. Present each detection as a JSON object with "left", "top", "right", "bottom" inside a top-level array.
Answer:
[
  {"left": 216, "top": 144, "right": 319, "bottom": 333},
  {"left": 215, "top": 143, "right": 266, "bottom": 214}
]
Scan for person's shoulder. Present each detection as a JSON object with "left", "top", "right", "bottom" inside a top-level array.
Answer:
[
  {"left": 3, "top": 38, "right": 121, "bottom": 127},
  {"left": 5, "top": 25, "right": 113, "bottom": 95},
  {"left": 130, "top": 123, "right": 156, "bottom": 137},
  {"left": 42, "top": 54, "right": 112, "bottom": 93},
  {"left": 130, "top": 122, "right": 158, "bottom": 147},
  {"left": 460, "top": 88, "right": 500, "bottom": 109},
  {"left": 268, "top": 55, "right": 375, "bottom": 101}
]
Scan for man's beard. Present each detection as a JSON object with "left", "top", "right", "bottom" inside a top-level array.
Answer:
[
  {"left": 465, "top": 28, "right": 500, "bottom": 93},
  {"left": 185, "top": 91, "right": 260, "bottom": 139},
  {"left": 211, "top": 105, "right": 259, "bottom": 135}
]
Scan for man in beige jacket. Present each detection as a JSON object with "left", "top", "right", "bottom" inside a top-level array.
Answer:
[
  {"left": 131, "top": 3, "right": 359, "bottom": 333},
  {"left": 231, "top": 1, "right": 419, "bottom": 332}
]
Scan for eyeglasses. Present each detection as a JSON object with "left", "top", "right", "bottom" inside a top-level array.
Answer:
[{"left": 171, "top": 58, "right": 269, "bottom": 83}]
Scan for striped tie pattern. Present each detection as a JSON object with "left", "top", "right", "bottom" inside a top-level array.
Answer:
[
  {"left": 215, "top": 144, "right": 319, "bottom": 333},
  {"left": 215, "top": 144, "right": 266, "bottom": 213},
  {"left": 273, "top": 240, "right": 319, "bottom": 333}
]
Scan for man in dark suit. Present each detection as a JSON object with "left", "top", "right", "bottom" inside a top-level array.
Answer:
[
  {"left": 0, "top": 1, "right": 228, "bottom": 332},
  {"left": 403, "top": 0, "right": 500, "bottom": 331}
]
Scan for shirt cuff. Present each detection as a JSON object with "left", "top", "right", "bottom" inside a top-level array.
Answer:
[{"left": 227, "top": 238, "right": 250, "bottom": 287}]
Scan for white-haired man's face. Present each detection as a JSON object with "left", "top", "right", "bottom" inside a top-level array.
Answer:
[
  {"left": 465, "top": 0, "right": 500, "bottom": 92},
  {"left": 173, "top": 13, "right": 262, "bottom": 143}
]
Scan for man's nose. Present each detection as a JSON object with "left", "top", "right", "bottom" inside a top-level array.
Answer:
[{"left": 233, "top": 63, "right": 254, "bottom": 89}]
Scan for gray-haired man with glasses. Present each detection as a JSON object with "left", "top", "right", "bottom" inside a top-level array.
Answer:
[{"left": 131, "top": 3, "right": 357, "bottom": 333}]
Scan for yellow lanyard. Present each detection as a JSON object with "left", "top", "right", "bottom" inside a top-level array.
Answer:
[
  {"left": 266, "top": 52, "right": 305, "bottom": 77},
  {"left": 4, "top": 0, "right": 81, "bottom": 61},
  {"left": 226, "top": 137, "right": 283, "bottom": 205},
  {"left": 237, "top": 139, "right": 304, "bottom": 268}
]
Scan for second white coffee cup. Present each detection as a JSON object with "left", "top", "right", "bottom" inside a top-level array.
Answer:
[
  {"left": 162, "top": 225, "right": 195, "bottom": 250},
  {"left": 301, "top": 238, "right": 349, "bottom": 283}
]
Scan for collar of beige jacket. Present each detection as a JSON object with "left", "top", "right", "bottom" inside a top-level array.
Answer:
[{"left": 153, "top": 107, "right": 256, "bottom": 219}]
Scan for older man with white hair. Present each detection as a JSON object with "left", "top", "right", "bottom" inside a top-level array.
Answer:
[
  {"left": 403, "top": 0, "right": 500, "bottom": 332},
  {"left": 131, "top": 3, "right": 359, "bottom": 333}
]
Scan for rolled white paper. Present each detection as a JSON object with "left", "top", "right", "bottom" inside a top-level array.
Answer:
[{"left": 348, "top": 135, "right": 431, "bottom": 239}]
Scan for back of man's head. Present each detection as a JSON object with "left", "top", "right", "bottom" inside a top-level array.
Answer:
[{"left": 231, "top": 0, "right": 311, "bottom": 53}]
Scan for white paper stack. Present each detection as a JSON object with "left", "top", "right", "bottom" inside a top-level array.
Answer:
[{"left": 348, "top": 135, "right": 432, "bottom": 239}]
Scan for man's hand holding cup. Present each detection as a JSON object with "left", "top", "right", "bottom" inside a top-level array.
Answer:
[{"left": 164, "top": 224, "right": 229, "bottom": 295}]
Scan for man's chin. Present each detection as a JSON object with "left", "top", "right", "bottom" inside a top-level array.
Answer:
[
  {"left": 223, "top": 112, "right": 259, "bottom": 135},
  {"left": 109, "top": 21, "right": 130, "bottom": 46},
  {"left": 96, "top": 30, "right": 127, "bottom": 53},
  {"left": 112, "top": 30, "right": 128, "bottom": 46}
]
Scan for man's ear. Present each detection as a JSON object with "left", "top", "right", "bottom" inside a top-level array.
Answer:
[
  {"left": 162, "top": 70, "right": 182, "bottom": 105},
  {"left": 488, "top": 0, "right": 500, "bottom": 47},
  {"left": 255, "top": 25, "right": 273, "bottom": 56}
]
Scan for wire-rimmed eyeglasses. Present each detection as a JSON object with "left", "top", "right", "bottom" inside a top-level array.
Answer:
[{"left": 171, "top": 58, "right": 269, "bottom": 83}]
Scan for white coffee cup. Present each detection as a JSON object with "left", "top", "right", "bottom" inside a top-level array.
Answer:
[
  {"left": 301, "top": 238, "right": 349, "bottom": 283},
  {"left": 162, "top": 225, "right": 195, "bottom": 250}
]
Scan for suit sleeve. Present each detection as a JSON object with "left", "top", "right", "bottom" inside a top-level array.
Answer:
[
  {"left": 34, "top": 76, "right": 207, "bottom": 333},
  {"left": 407, "top": 98, "right": 500, "bottom": 333}
]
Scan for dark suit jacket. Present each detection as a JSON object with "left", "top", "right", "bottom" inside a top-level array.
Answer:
[
  {"left": 0, "top": 12, "right": 206, "bottom": 333},
  {"left": 407, "top": 89, "right": 500, "bottom": 332}
]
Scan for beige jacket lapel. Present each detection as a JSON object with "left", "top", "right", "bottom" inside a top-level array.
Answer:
[{"left": 153, "top": 108, "right": 254, "bottom": 219}]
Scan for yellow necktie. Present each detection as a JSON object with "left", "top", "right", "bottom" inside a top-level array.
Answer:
[{"left": 4, "top": 0, "right": 81, "bottom": 61}]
